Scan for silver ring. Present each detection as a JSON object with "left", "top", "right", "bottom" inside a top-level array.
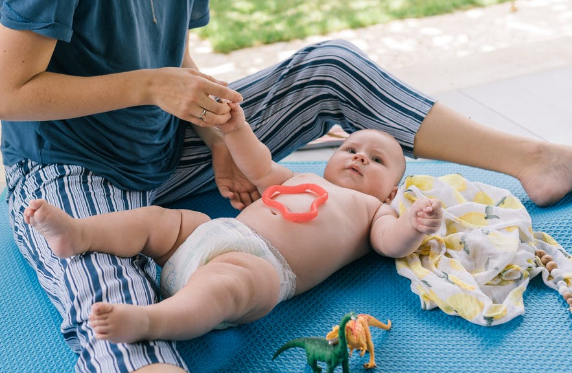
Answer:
[{"left": 199, "top": 108, "right": 207, "bottom": 120}]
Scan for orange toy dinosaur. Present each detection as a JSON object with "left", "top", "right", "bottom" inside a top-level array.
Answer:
[{"left": 326, "top": 314, "right": 391, "bottom": 369}]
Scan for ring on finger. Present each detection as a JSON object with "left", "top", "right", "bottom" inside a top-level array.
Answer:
[{"left": 199, "top": 108, "right": 207, "bottom": 120}]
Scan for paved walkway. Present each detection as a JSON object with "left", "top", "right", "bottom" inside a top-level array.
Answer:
[
  {"left": 2, "top": 0, "right": 572, "bottom": 186},
  {"left": 193, "top": 0, "right": 572, "bottom": 94}
]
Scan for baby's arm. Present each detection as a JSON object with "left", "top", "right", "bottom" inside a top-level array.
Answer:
[
  {"left": 216, "top": 102, "right": 294, "bottom": 191},
  {"left": 370, "top": 198, "right": 443, "bottom": 258}
]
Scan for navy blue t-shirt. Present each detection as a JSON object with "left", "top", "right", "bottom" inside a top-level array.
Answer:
[{"left": 0, "top": 0, "right": 210, "bottom": 190}]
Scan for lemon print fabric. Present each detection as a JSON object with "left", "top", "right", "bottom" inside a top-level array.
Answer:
[{"left": 391, "top": 174, "right": 572, "bottom": 326}]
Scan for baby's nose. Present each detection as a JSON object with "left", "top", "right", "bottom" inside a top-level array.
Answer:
[{"left": 353, "top": 153, "right": 367, "bottom": 163}]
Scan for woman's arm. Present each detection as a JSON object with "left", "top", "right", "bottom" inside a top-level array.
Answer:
[
  {"left": 183, "top": 32, "right": 260, "bottom": 209},
  {"left": 0, "top": 25, "right": 241, "bottom": 125}
]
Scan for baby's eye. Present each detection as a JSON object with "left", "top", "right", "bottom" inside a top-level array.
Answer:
[
  {"left": 347, "top": 149, "right": 356, "bottom": 154},
  {"left": 373, "top": 157, "right": 383, "bottom": 164}
]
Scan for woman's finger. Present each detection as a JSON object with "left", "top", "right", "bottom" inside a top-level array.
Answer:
[
  {"left": 238, "top": 191, "right": 254, "bottom": 208},
  {"left": 191, "top": 108, "right": 231, "bottom": 126},
  {"left": 188, "top": 69, "right": 228, "bottom": 86},
  {"left": 206, "top": 82, "right": 243, "bottom": 103},
  {"left": 250, "top": 189, "right": 262, "bottom": 203},
  {"left": 188, "top": 69, "right": 242, "bottom": 102}
]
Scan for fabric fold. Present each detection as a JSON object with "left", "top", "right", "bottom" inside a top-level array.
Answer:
[{"left": 392, "top": 174, "right": 572, "bottom": 326}]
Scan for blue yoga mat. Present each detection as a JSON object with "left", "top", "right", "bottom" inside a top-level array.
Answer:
[{"left": 2, "top": 161, "right": 572, "bottom": 372}]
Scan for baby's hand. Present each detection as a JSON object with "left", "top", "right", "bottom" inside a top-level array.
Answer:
[
  {"left": 216, "top": 101, "right": 247, "bottom": 134},
  {"left": 410, "top": 198, "right": 442, "bottom": 234}
]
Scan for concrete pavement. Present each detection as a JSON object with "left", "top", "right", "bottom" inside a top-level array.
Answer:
[{"left": 194, "top": 0, "right": 572, "bottom": 96}]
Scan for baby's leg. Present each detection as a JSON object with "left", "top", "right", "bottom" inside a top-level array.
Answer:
[
  {"left": 89, "top": 252, "right": 281, "bottom": 343},
  {"left": 24, "top": 199, "right": 85, "bottom": 257},
  {"left": 24, "top": 199, "right": 210, "bottom": 264}
]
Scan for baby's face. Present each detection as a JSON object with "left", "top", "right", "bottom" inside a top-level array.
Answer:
[{"left": 323, "top": 130, "right": 405, "bottom": 203}]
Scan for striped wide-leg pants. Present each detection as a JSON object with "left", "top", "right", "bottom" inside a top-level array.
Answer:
[
  {"left": 154, "top": 39, "right": 435, "bottom": 204},
  {"left": 5, "top": 39, "right": 434, "bottom": 372}
]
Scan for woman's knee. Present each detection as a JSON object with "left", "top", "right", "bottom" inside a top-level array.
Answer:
[
  {"left": 302, "top": 39, "right": 365, "bottom": 63},
  {"left": 305, "top": 38, "right": 360, "bottom": 52}
]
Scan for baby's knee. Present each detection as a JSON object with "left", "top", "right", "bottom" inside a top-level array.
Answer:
[
  {"left": 211, "top": 252, "right": 277, "bottom": 290},
  {"left": 210, "top": 253, "right": 280, "bottom": 315}
]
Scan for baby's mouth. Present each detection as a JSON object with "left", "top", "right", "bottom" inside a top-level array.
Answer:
[{"left": 348, "top": 165, "right": 363, "bottom": 176}]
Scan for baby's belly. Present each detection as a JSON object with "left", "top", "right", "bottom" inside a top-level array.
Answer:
[{"left": 237, "top": 204, "right": 370, "bottom": 287}]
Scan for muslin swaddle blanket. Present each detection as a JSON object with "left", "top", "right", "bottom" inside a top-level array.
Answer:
[{"left": 391, "top": 174, "right": 572, "bottom": 326}]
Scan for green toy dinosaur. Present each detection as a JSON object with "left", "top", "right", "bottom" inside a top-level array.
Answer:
[{"left": 272, "top": 312, "right": 356, "bottom": 373}]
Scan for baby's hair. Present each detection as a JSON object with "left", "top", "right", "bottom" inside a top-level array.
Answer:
[{"left": 345, "top": 129, "right": 406, "bottom": 184}]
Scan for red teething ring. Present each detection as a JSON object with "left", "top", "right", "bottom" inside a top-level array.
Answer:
[{"left": 262, "top": 183, "right": 329, "bottom": 222}]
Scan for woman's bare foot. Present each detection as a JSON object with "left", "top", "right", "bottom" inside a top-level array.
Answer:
[
  {"left": 90, "top": 302, "right": 152, "bottom": 344},
  {"left": 23, "top": 199, "right": 84, "bottom": 257},
  {"left": 517, "top": 142, "right": 572, "bottom": 207}
]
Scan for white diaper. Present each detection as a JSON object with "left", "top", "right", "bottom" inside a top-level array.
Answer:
[{"left": 160, "top": 218, "right": 296, "bottom": 304}]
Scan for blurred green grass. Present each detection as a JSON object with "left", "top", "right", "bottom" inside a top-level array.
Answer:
[{"left": 197, "top": 0, "right": 514, "bottom": 53}]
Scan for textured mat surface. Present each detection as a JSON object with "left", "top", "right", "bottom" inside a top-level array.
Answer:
[{"left": 2, "top": 161, "right": 572, "bottom": 372}]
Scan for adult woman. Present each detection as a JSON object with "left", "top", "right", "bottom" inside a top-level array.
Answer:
[{"left": 1, "top": 1, "right": 571, "bottom": 372}]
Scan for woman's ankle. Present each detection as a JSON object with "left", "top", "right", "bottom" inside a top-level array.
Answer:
[{"left": 515, "top": 141, "right": 572, "bottom": 206}]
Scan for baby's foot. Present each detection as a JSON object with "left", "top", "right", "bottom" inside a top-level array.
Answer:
[
  {"left": 518, "top": 143, "right": 572, "bottom": 207},
  {"left": 24, "top": 199, "right": 83, "bottom": 258},
  {"left": 90, "top": 302, "right": 152, "bottom": 344}
]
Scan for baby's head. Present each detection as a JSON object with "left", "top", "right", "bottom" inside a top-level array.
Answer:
[{"left": 323, "top": 129, "right": 405, "bottom": 203}]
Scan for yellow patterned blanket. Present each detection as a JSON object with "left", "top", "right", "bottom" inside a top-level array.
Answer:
[{"left": 391, "top": 174, "right": 572, "bottom": 326}]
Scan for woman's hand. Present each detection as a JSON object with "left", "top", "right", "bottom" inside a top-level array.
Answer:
[
  {"left": 211, "top": 142, "right": 261, "bottom": 210},
  {"left": 150, "top": 67, "right": 243, "bottom": 126}
]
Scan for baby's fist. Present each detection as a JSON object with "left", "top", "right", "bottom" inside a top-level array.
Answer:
[
  {"left": 410, "top": 198, "right": 443, "bottom": 234},
  {"left": 216, "top": 101, "right": 247, "bottom": 134}
]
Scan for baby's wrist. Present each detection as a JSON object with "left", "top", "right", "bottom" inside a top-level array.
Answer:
[{"left": 219, "top": 121, "right": 247, "bottom": 135}]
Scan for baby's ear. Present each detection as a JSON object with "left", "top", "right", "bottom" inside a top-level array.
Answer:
[{"left": 384, "top": 186, "right": 399, "bottom": 204}]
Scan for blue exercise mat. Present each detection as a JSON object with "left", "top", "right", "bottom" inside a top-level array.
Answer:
[{"left": 2, "top": 161, "right": 572, "bottom": 372}]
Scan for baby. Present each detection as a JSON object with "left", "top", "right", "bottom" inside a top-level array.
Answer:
[{"left": 24, "top": 102, "right": 442, "bottom": 343}]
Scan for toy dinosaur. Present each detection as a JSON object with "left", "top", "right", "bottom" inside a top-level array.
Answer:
[
  {"left": 273, "top": 312, "right": 355, "bottom": 373},
  {"left": 326, "top": 314, "right": 391, "bottom": 369}
]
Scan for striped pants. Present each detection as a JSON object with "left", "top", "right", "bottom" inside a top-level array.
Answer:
[{"left": 5, "top": 40, "right": 434, "bottom": 372}]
